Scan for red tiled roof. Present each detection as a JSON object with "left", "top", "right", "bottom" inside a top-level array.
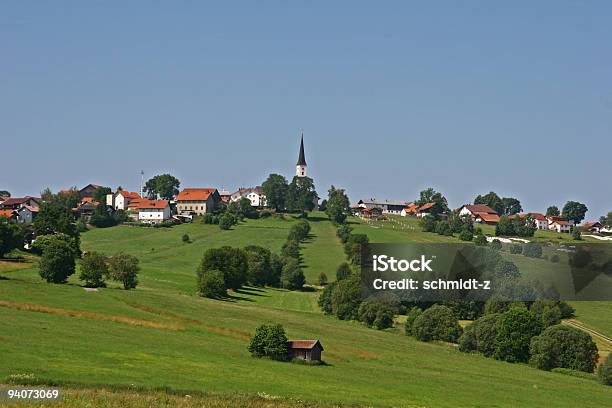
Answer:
[
  {"left": 1, "top": 196, "right": 40, "bottom": 206},
  {"left": 417, "top": 203, "right": 434, "bottom": 212},
  {"left": 552, "top": 220, "right": 572, "bottom": 226},
  {"left": 463, "top": 204, "right": 497, "bottom": 214},
  {"left": 21, "top": 205, "right": 39, "bottom": 213},
  {"left": 176, "top": 188, "right": 217, "bottom": 201},
  {"left": 583, "top": 221, "right": 602, "bottom": 228},
  {"left": 81, "top": 197, "right": 98, "bottom": 204},
  {"left": 287, "top": 340, "right": 323, "bottom": 350},
  {"left": 404, "top": 203, "right": 420, "bottom": 213},
  {"left": 529, "top": 212, "right": 547, "bottom": 221},
  {"left": 136, "top": 199, "right": 169, "bottom": 209},
  {"left": 475, "top": 212, "right": 500, "bottom": 223},
  {"left": 118, "top": 191, "right": 141, "bottom": 199},
  {"left": 0, "top": 209, "right": 16, "bottom": 218}
]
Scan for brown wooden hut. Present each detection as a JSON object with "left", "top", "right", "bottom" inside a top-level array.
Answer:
[{"left": 287, "top": 340, "right": 324, "bottom": 361}]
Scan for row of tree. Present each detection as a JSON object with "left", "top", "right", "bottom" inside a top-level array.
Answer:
[{"left": 261, "top": 174, "right": 318, "bottom": 213}]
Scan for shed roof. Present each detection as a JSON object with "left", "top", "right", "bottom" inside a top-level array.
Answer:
[{"left": 287, "top": 340, "right": 323, "bottom": 351}]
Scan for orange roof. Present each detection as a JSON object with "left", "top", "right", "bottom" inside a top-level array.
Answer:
[
  {"left": 475, "top": 212, "right": 500, "bottom": 223},
  {"left": 552, "top": 220, "right": 572, "bottom": 226},
  {"left": 118, "top": 191, "right": 141, "bottom": 199},
  {"left": 417, "top": 203, "right": 434, "bottom": 212},
  {"left": 81, "top": 197, "right": 98, "bottom": 204},
  {"left": 403, "top": 203, "right": 420, "bottom": 212},
  {"left": 136, "top": 199, "right": 169, "bottom": 209},
  {"left": 176, "top": 188, "right": 217, "bottom": 201},
  {"left": 529, "top": 212, "right": 547, "bottom": 221},
  {"left": 463, "top": 204, "right": 497, "bottom": 214},
  {"left": 287, "top": 340, "right": 323, "bottom": 350},
  {"left": 0, "top": 209, "right": 16, "bottom": 218}
]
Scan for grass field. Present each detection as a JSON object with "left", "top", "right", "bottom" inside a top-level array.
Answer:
[{"left": 1, "top": 213, "right": 611, "bottom": 407}]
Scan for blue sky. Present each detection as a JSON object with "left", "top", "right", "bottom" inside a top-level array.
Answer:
[{"left": 2, "top": 2, "right": 611, "bottom": 219}]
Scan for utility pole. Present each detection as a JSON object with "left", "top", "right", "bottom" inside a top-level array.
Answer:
[{"left": 140, "top": 170, "right": 144, "bottom": 198}]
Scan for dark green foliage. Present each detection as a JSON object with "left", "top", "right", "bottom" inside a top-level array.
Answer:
[
  {"left": 598, "top": 354, "right": 612, "bottom": 385},
  {"left": 417, "top": 188, "right": 448, "bottom": 215},
  {"left": 0, "top": 220, "right": 26, "bottom": 258},
  {"left": 484, "top": 298, "right": 513, "bottom": 315},
  {"left": 228, "top": 197, "right": 256, "bottom": 219},
  {"left": 446, "top": 301, "right": 483, "bottom": 320},
  {"left": 317, "top": 272, "right": 328, "bottom": 286},
  {"left": 38, "top": 234, "right": 76, "bottom": 283},
  {"left": 501, "top": 197, "right": 522, "bottom": 216},
  {"left": 182, "top": 233, "right": 190, "bottom": 243},
  {"left": 358, "top": 299, "right": 398, "bottom": 330},
  {"left": 281, "top": 239, "right": 300, "bottom": 259},
  {"left": 248, "top": 324, "right": 289, "bottom": 361},
  {"left": 550, "top": 254, "right": 560, "bottom": 263},
  {"left": 336, "top": 223, "right": 353, "bottom": 244},
  {"left": 523, "top": 242, "right": 543, "bottom": 258},
  {"left": 318, "top": 281, "right": 336, "bottom": 314},
  {"left": 489, "top": 239, "right": 502, "bottom": 250},
  {"left": 435, "top": 220, "right": 453, "bottom": 236},
  {"left": 420, "top": 214, "right": 437, "bottom": 232},
  {"left": 494, "top": 307, "right": 543, "bottom": 363},
  {"left": 198, "top": 246, "right": 248, "bottom": 290},
  {"left": 288, "top": 220, "right": 311, "bottom": 242},
  {"left": 330, "top": 275, "right": 362, "bottom": 320},
  {"left": 473, "top": 234, "right": 487, "bottom": 246},
  {"left": 143, "top": 174, "right": 180, "bottom": 200},
  {"left": 344, "top": 234, "right": 369, "bottom": 266},
  {"left": 404, "top": 307, "right": 422, "bottom": 336},
  {"left": 562, "top": 201, "right": 588, "bottom": 225},
  {"left": 79, "top": 251, "right": 108, "bottom": 288},
  {"left": 218, "top": 213, "right": 236, "bottom": 230},
  {"left": 243, "top": 245, "right": 272, "bottom": 286},
  {"left": 202, "top": 214, "right": 217, "bottom": 224},
  {"left": 91, "top": 187, "right": 112, "bottom": 205},
  {"left": 268, "top": 253, "right": 283, "bottom": 287},
  {"left": 281, "top": 258, "right": 305, "bottom": 290},
  {"left": 325, "top": 186, "right": 350, "bottom": 224},
  {"left": 529, "top": 325, "right": 598, "bottom": 372},
  {"left": 336, "top": 262, "right": 352, "bottom": 281},
  {"left": 572, "top": 229, "right": 582, "bottom": 241},
  {"left": 90, "top": 204, "right": 116, "bottom": 228},
  {"left": 495, "top": 260, "right": 520, "bottom": 279},
  {"left": 540, "top": 305, "right": 562, "bottom": 327},
  {"left": 412, "top": 305, "right": 463, "bottom": 343},
  {"left": 546, "top": 206, "right": 560, "bottom": 216},
  {"left": 108, "top": 253, "right": 140, "bottom": 289},
  {"left": 459, "top": 230, "right": 473, "bottom": 241},
  {"left": 34, "top": 202, "right": 81, "bottom": 254},
  {"left": 510, "top": 244, "right": 523, "bottom": 254},
  {"left": 198, "top": 269, "right": 227, "bottom": 298},
  {"left": 285, "top": 176, "right": 317, "bottom": 213},
  {"left": 496, "top": 215, "right": 536, "bottom": 237},
  {"left": 459, "top": 313, "right": 501, "bottom": 357},
  {"left": 261, "top": 173, "right": 289, "bottom": 211},
  {"left": 474, "top": 191, "right": 503, "bottom": 214}
]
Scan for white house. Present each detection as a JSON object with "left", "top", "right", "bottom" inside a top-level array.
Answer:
[
  {"left": 400, "top": 203, "right": 420, "bottom": 217},
  {"left": 17, "top": 205, "right": 39, "bottom": 224},
  {"left": 231, "top": 187, "right": 267, "bottom": 207},
  {"left": 582, "top": 221, "right": 604, "bottom": 233},
  {"left": 546, "top": 216, "right": 574, "bottom": 233},
  {"left": 136, "top": 200, "right": 171, "bottom": 224},
  {"left": 107, "top": 190, "right": 141, "bottom": 211},
  {"left": 357, "top": 199, "right": 410, "bottom": 215},
  {"left": 458, "top": 204, "right": 500, "bottom": 225}
]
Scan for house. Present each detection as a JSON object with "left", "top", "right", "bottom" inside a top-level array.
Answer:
[
  {"left": 509, "top": 213, "right": 548, "bottom": 230},
  {"left": 17, "top": 206, "right": 39, "bottom": 224},
  {"left": 416, "top": 203, "right": 435, "bottom": 218},
  {"left": 75, "top": 199, "right": 100, "bottom": 220},
  {"left": 107, "top": 190, "right": 141, "bottom": 211},
  {"left": 287, "top": 340, "right": 324, "bottom": 362},
  {"left": 218, "top": 189, "right": 232, "bottom": 204},
  {"left": 549, "top": 219, "right": 573, "bottom": 233},
  {"left": 0, "top": 196, "right": 41, "bottom": 210},
  {"left": 360, "top": 207, "right": 383, "bottom": 219},
  {"left": 357, "top": 199, "right": 410, "bottom": 215},
  {"left": 176, "top": 188, "right": 220, "bottom": 215},
  {"left": 458, "top": 204, "right": 500, "bottom": 225},
  {"left": 582, "top": 221, "right": 604, "bottom": 233},
  {"left": 135, "top": 200, "right": 171, "bottom": 224},
  {"left": 231, "top": 187, "right": 267, "bottom": 207},
  {"left": 0, "top": 209, "right": 17, "bottom": 222},
  {"left": 400, "top": 203, "right": 420, "bottom": 217},
  {"left": 79, "top": 184, "right": 107, "bottom": 198}
]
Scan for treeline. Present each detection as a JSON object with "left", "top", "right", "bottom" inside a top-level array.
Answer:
[{"left": 196, "top": 219, "right": 310, "bottom": 298}]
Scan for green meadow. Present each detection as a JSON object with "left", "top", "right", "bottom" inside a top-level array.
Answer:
[{"left": 1, "top": 213, "right": 611, "bottom": 407}]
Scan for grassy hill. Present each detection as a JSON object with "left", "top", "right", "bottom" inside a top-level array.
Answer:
[{"left": 1, "top": 213, "right": 611, "bottom": 407}]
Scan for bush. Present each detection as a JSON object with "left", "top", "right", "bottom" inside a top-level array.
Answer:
[
  {"left": 473, "top": 234, "right": 488, "bottom": 246},
  {"left": 494, "top": 307, "right": 543, "bottom": 363},
  {"left": 244, "top": 245, "right": 272, "bottom": 286},
  {"left": 358, "top": 299, "right": 397, "bottom": 330},
  {"left": 281, "top": 239, "right": 300, "bottom": 259},
  {"left": 330, "top": 275, "right": 362, "bottom": 320},
  {"left": 420, "top": 215, "right": 437, "bottom": 232},
  {"left": 459, "top": 230, "right": 473, "bottom": 241},
  {"left": 540, "top": 305, "right": 562, "bottom": 327},
  {"left": 108, "top": 253, "right": 140, "bottom": 289},
  {"left": 281, "top": 258, "right": 305, "bottom": 290},
  {"left": 598, "top": 354, "right": 612, "bottom": 385},
  {"left": 459, "top": 313, "right": 501, "bottom": 357},
  {"left": 435, "top": 221, "right": 453, "bottom": 236},
  {"left": 79, "top": 252, "right": 108, "bottom": 288},
  {"left": 268, "top": 253, "right": 283, "bottom": 287},
  {"left": 288, "top": 220, "right": 311, "bottom": 242},
  {"left": 219, "top": 213, "right": 236, "bottom": 230},
  {"left": 38, "top": 235, "right": 76, "bottom": 284},
  {"left": 550, "top": 254, "right": 560, "bottom": 263},
  {"left": 490, "top": 239, "right": 502, "bottom": 251},
  {"left": 202, "top": 213, "right": 216, "bottom": 224},
  {"left": 198, "top": 269, "right": 227, "bottom": 298},
  {"left": 523, "top": 242, "right": 543, "bottom": 258},
  {"left": 318, "top": 282, "right": 336, "bottom": 314},
  {"left": 198, "top": 246, "right": 248, "bottom": 290},
  {"left": 529, "top": 325, "right": 598, "bottom": 372},
  {"left": 494, "top": 260, "right": 520, "bottom": 279},
  {"left": 336, "top": 223, "right": 353, "bottom": 244},
  {"left": 412, "top": 305, "right": 462, "bottom": 343},
  {"left": 404, "top": 307, "right": 422, "bottom": 336},
  {"left": 248, "top": 324, "right": 289, "bottom": 361},
  {"left": 182, "top": 233, "right": 190, "bottom": 243},
  {"left": 317, "top": 272, "right": 328, "bottom": 286},
  {"left": 572, "top": 229, "right": 582, "bottom": 241},
  {"left": 336, "top": 262, "right": 352, "bottom": 281},
  {"left": 510, "top": 244, "right": 523, "bottom": 254}
]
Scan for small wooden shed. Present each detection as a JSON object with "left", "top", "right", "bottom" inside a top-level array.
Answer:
[{"left": 287, "top": 340, "right": 324, "bottom": 361}]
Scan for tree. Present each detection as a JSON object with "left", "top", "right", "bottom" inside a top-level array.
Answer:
[
  {"left": 459, "top": 313, "right": 501, "bottom": 357},
  {"left": 92, "top": 187, "right": 112, "bottom": 204},
  {"left": 34, "top": 202, "right": 81, "bottom": 254},
  {"left": 262, "top": 174, "right": 289, "bottom": 211},
  {"left": 325, "top": 186, "right": 350, "bottom": 224},
  {"left": 318, "top": 199, "right": 327, "bottom": 212},
  {"left": 417, "top": 188, "right": 448, "bottom": 216},
  {"left": 523, "top": 242, "right": 543, "bottom": 258},
  {"left": 38, "top": 235, "right": 76, "bottom": 283},
  {"left": 0, "top": 221, "right": 26, "bottom": 258},
  {"left": 218, "top": 213, "right": 236, "bottom": 230},
  {"left": 572, "top": 229, "right": 582, "bottom": 241},
  {"left": 248, "top": 324, "right": 289, "bottom": 361},
  {"left": 228, "top": 197, "right": 256, "bottom": 219},
  {"left": 474, "top": 192, "right": 503, "bottom": 214},
  {"left": 317, "top": 272, "right": 328, "bottom": 286},
  {"left": 288, "top": 220, "right": 311, "bottom": 242},
  {"left": 244, "top": 245, "right": 271, "bottom": 286},
  {"left": 540, "top": 305, "right": 562, "bottom": 328},
  {"left": 404, "top": 307, "right": 423, "bottom": 336},
  {"left": 412, "top": 305, "right": 463, "bottom": 342},
  {"left": 330, "top": 274, "right": 362, "bottom": 320},
  {"left": 318, "top": 281, "right": 336, "bottom": 314},
  {"left": 598, "top": 354, "right": 612, "bottom": 385},
  {"left": 546, "top": 206, "right": 560, "bottom": 217},
  {"left": 420, "top": 214, "right": 437, "bottom": 232},
  {"left": 198, "top": 270, "right": 227, "bottom": 298},
  {"left": 474, "top": 234, "right": 488, "bottom": 246},
  {"left": 358, "top": 299, "right": 398, "bottom": 329},
  {"left": 281, "top": 258, "right": 305, "bottom": 290},
  {"left": 562, "top": 201, "right": 588, "bottom": 224},
  {"left": 79, "top": 252, "right": 108, "bottom": 288},
  {"left": 501, "top": 197, "right": 522, "bottom": 216},
  {"left": 268, "top": 253, "right": 283, "bottom": 287},
  {"left": 336, "top": 262, "right": 352, "bottom": 281},
  {"left": 198, "top": 246, "right": 248, "bottom": 290},
  {"left": 459, "top": 230, "right": 473, "bottom": 241},
  {"left": 285, "top": 176, "right": 317, "bottom": 213},
  {"left": 143, "top": 174, "right": 180, "bottom": 200},
  {"left": 0, "top": 190, "right": 10, "bottom": 197},
  {"left": 494, "top": 307, "right": 543, "bottom": 363},
  {"left": 108, "top": 253, "right": 140, "bottom": 289},
  {"left": 182, "top": 233, "right": 191, "bottom": 243},
  {"left": 602, "top": 211, "right": 612, "bottom": 227},
  {"left": 529, "top": 325, "right": 598, "bottom": 372},
  {"left": 89, "top": 203, "right": 116, "bottom": 228},
  {"left": 495, "top": 216, "right": 514, "bottom": 236},
  {"left": 281, "top": 239, "right": 300, "bottom": 259}
]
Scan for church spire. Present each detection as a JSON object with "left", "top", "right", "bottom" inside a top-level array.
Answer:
[{"left": 296, "top": 134, "right": 307, "bottom": 166}]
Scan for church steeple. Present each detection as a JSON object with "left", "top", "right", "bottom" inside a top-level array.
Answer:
[{"left": 296, "top": 134, "right": 307, "bottom": 177}]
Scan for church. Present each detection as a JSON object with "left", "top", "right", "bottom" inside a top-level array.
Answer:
[{"left": 296, "top": 134, "right": 308, "bottom": 177}]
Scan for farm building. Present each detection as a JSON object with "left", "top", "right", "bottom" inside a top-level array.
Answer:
[
  {"left": 79, "top": 184, "right": 107, "bottom": 198},
  {"left": 176, "top": 188, "right": 221, "bottom": 215},
  {"left": 582, "top": 221, "right": 604, "bottom": 233},
  {"left": 458, "top": 204, "right": 500, "bottom": 225},
  {"left": 400, "top": 203, "right": 420, "bottom": 217},
  {"left": 357, "top": 199, "right": 410, "bottom": 215},
  {"left": 287, "top": 340, "right": 324, "bottom": 362}
]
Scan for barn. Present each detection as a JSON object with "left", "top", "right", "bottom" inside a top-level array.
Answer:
[{"left": 287, "top": 340, "right": 324, "bottom": 362}]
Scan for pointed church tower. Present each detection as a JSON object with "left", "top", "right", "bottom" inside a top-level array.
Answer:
[{"left": 296, "top": 134, "right": 307, "bottom": 177}]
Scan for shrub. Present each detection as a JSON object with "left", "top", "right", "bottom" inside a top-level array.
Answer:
[
  {"left": 248, "top": 324, "right": 289, "bottom": 361},
  {"left": 420, "top": 214, "right": 437, "bottom": 232},
  {"left": 281, "top": 258, "right": 305, "bottom": 290},
  {"left": 336, "top": 223, "right": 353, "bottom": 244},
  {"left": 598, "top": 354, "right": 612, "bottom": 385},
  {"left": 182, "top": 233, "right": 190, "bottom": 243},
  {"left": 572, "top": 229, "right": 582, "bottom": 240},
  {"left": 79, "top": 251, "right": 108, "bottom": 288},
  {"left": 435, "top": 221, "right": 453, "bottom": 236},
  {"left": 281, "top": 239, "right": 300, "bottom": 259},
  {"left": 318, "top": 282, "right": 336, "bottom": 314},
  {"left": 412, "top": 305, "right": 462, "bottom": 343},
  {"left": 202, "top": 213, "right": 215, "bottom": 224},
  {"left": 523, "top": 242, "right": 543, "bottom": 258},
  {"left": 459, "top": 230, "right": 473, "bottom": 241},
  {"left": 473, "top": 234, "right": 488, "bottom": 246},
  {"left": 108, "top": 253, "right": 140, "bottom": 289},
  {"left": 336, "top": 262, "right": 352, "bottom": 281},
  {"left": 529, "top": 325, "right": 598, "bottom": 372},
  {"left": 540, "top": 305, "right": 562, "bottom": 327},
  {"left": 218, "top": 213, "right": 236, "bottom": 230},
  {"left": 489, "top": 239, "right": 502, "bottom": 251},
  {"left": 288, "top": 220, "right": 311, "bottom": 242},
  {"left": 404, "top": 307, "right": 422, "bottom": 336},
  {"left": 494, "top": 260, "right": 520, "bottom": 279},
  {"left": 358, "top": 299, "right": 397, "bottom": 330},
  {"left": 244, "top": 245, "right": 272, "bottom": 286},
  {"left": 198, "top": 246, "right": 248, "bottom": 290},
  {"left": 510, "top": 244, "right": 523, "bottom": 254},
  {"left": 268, "top": 253, "right": 283, "bottom": 287},
  {"left": 330, "top": 275, "right": 362, "bottom": 320},
  {"left": 38, "top": 235, "right": 76, "bottom": 284},
  {"left": 550, "top": 254, "right": 560, "bottom": 263},
  {"left": 469, "top": 313, "right": 500, "bottom": 357},
  {"left": 317, "top": 272, "right": 328, "bottom": 286},
  {"left": 198, "top": 269, "right": 227, "bottom": 298},
  {"left": 494, "top": 307, "right": 543, "bottom": 363},
  {"left": 558, "top": 301, "right": 575, "bottom": 319}
]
